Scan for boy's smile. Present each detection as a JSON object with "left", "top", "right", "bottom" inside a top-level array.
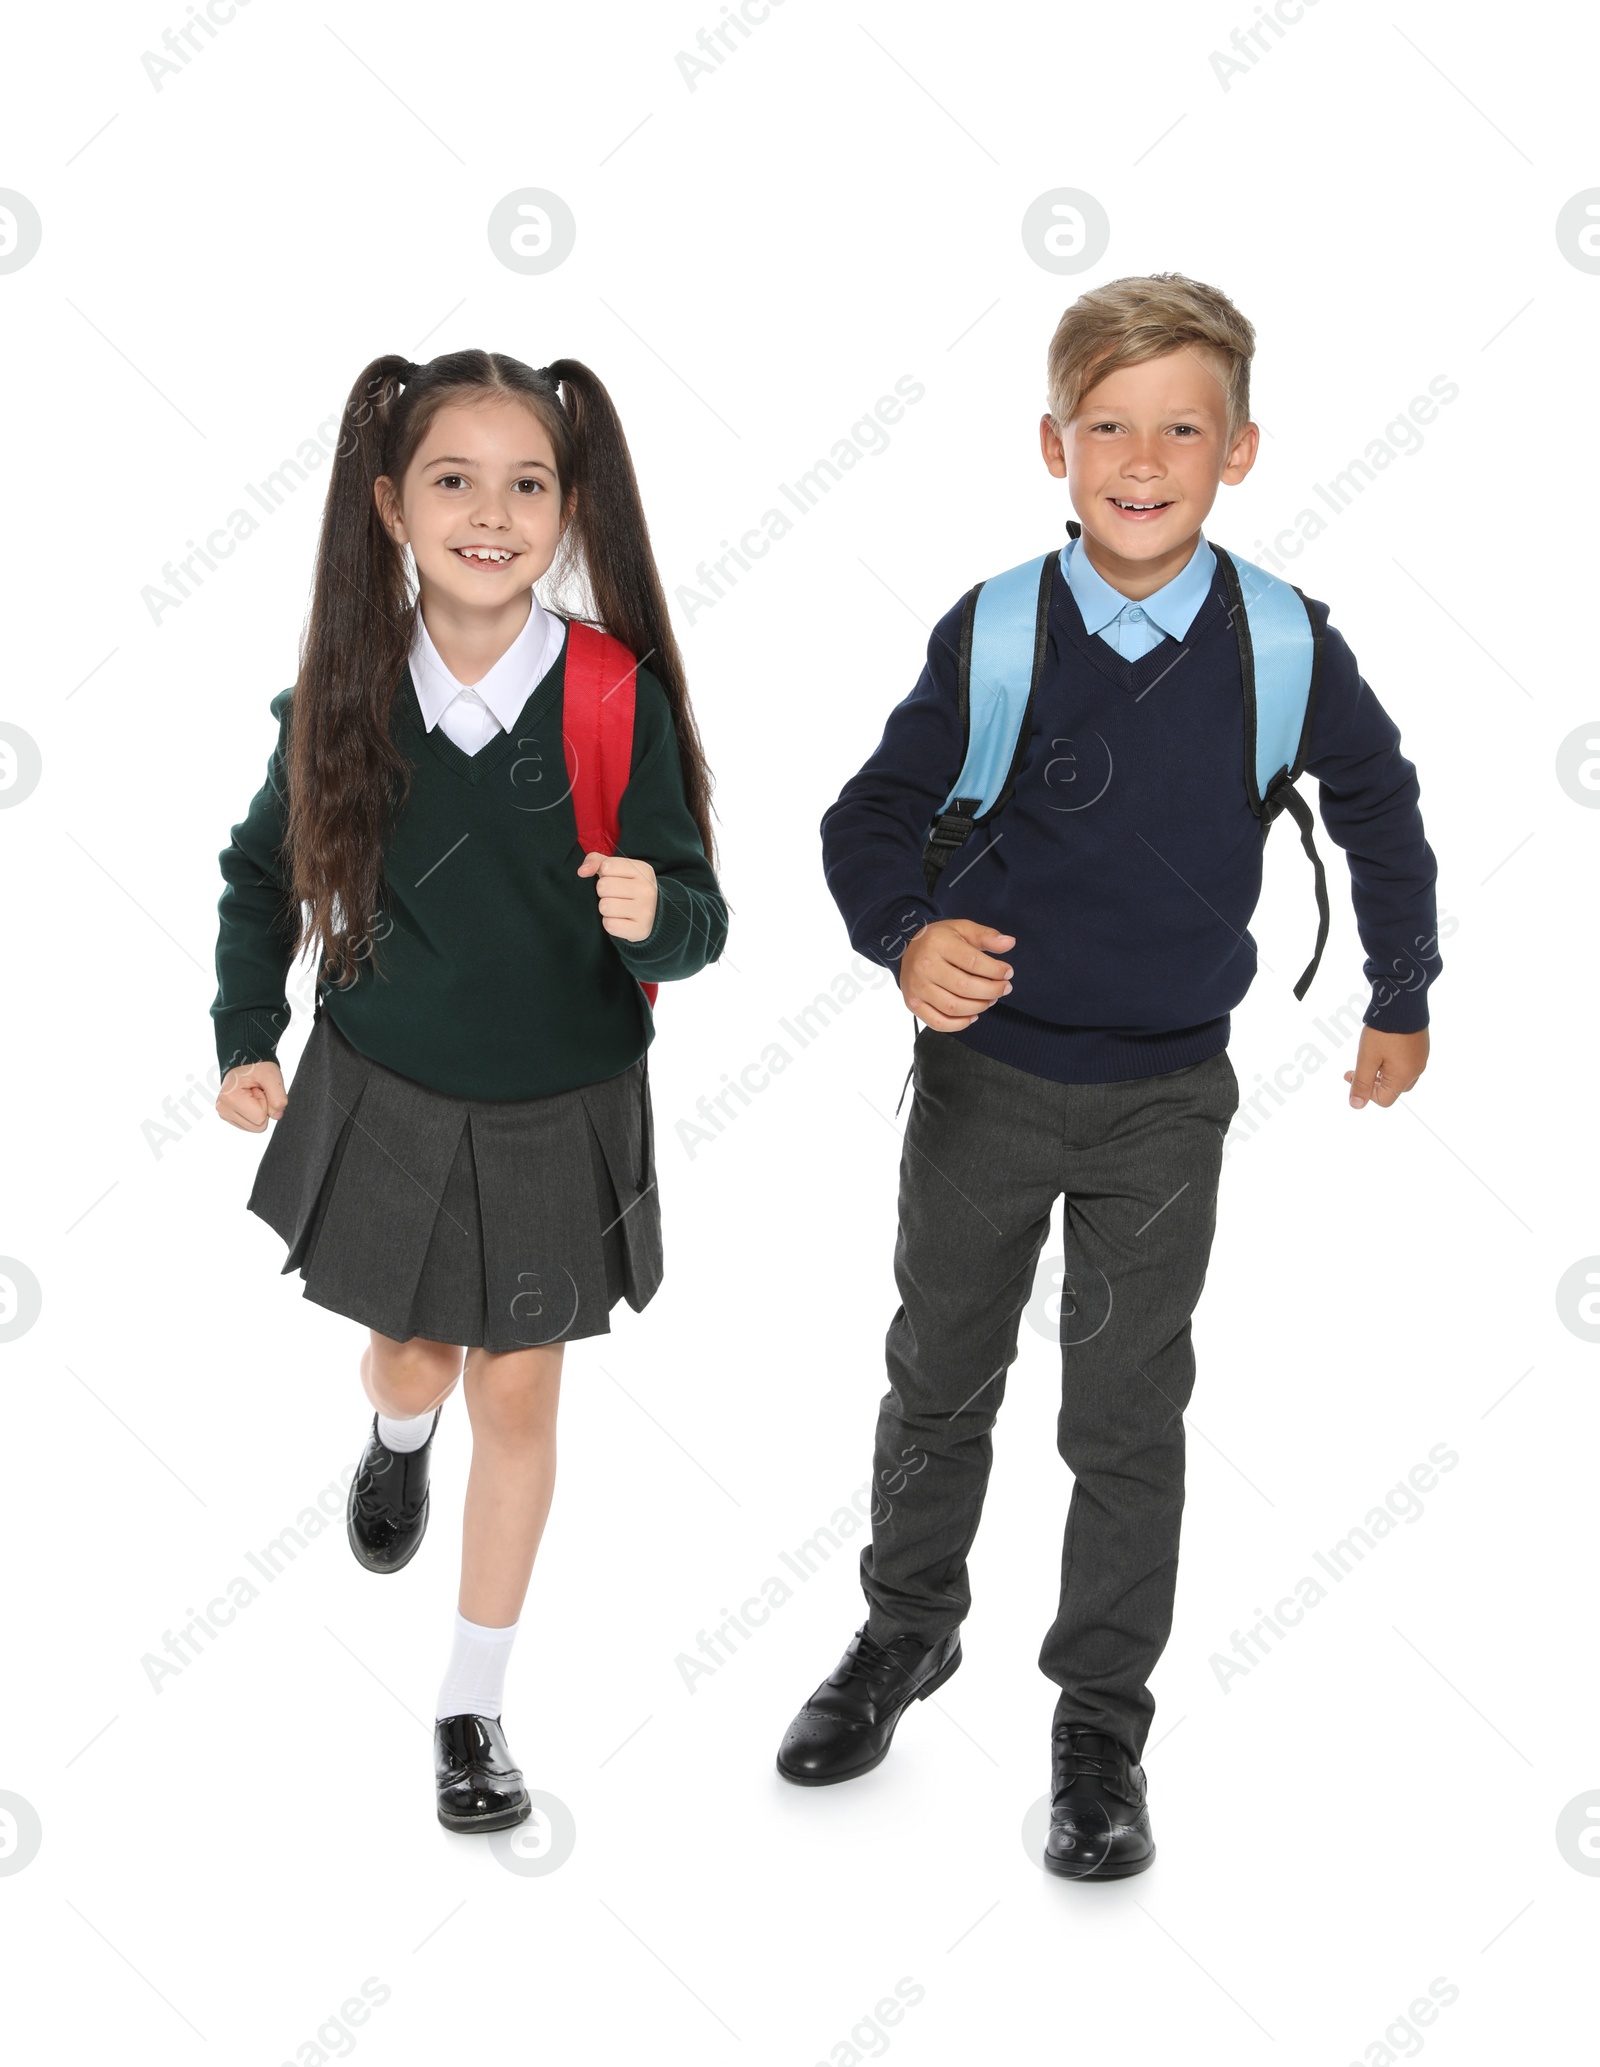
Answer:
[
  {"left": 1106, "top": 495, "right": 1173, "bottom": 522},
  {"left": 1039, "top": 349, "right": 1259, "bottom": 599}
]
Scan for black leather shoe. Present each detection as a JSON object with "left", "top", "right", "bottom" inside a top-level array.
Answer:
[
  {"left": 347, "top": 1411, "right": 437, "bottom": 1574},
  {"left": 1043, "top": 1724, "right": 1155, "bottom": 1879},
  {"left": 776, "top": 1623, "right": 961, "bottom": 1785},
  {"left": 434, "top": 1713, "right": 532, "bottom": 1833}
]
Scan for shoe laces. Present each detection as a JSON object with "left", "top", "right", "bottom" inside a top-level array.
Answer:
[
  {"left": 352, "top": 1458, "right": 421, "bottom": 1521},
  {"left": 1051, "top": 1725, "right": 1128, "bottom": 1796},
  {"left": 839, "top": 1628, "right": 902, "bottom": 1689}
]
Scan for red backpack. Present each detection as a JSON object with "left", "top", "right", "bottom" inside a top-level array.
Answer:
[{"left": 561, "top": 619, "right": 658, "bottom": 1008}]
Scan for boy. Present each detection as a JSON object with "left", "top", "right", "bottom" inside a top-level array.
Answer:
[{"left": 775, "top": 273, "right": 1440, "bottom": 1877}]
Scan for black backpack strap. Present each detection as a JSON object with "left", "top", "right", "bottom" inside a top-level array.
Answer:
[
  {"left": 921, "top": 584, "right": 983, "bottom": 892},
  {"left": 1262, "top": 774, "right": 1331, "bottom": 1000},
  {"left": 922, "top": 795, "right": 982, "bottom": 892}
]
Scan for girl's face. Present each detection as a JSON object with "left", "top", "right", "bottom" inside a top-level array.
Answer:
[{"left": 375, "top": 395, "right": 573, "bottom": 606}]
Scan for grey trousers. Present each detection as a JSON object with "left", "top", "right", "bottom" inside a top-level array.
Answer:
[{"left": 861, "top": 1028, "right": 1240, "bottom": 1757}]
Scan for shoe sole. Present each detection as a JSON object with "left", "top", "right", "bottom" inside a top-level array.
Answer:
[
  {"left": 436, "top": 1793, "right": 532, "bottom": 1834},
  {"left": 775, "top": 1644, "right": 963, "bottom": 1787},
  {"left": 346, "top": 1489, "right": 429, "bottom": 1575},
  {"left": 1042, "top": 1842, "right": 1155, "bottom": 1881}
]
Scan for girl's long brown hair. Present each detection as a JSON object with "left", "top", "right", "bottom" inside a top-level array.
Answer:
[{"left": 285, "top": 349, "right": 713, "bottom": 988}]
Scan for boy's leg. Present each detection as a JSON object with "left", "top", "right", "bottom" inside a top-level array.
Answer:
[
  {"left": 860, "top": 1030, "right": 1062, "bottom": 1645},
  {"left": 777, "top": 1029, "right": 1060, "bottom": 1785},
  {"left": 1039, "top": 1050, "right": 1241, "bottom": 1758}
]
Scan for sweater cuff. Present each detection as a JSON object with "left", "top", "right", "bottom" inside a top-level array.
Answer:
[
  {"left": 1364, "top": 982, "right": 1431, "bottom": 1035},
  {"left": 855, "top": 892, "right": 940, "bottom": 970},
  {"left": 618, "top": 879, "right": 696, "bottom": 975},
  {"left": 213, "top": 1004, "right": 291, "bottom": 1075}
]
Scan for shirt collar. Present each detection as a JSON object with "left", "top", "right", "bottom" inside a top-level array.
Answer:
[
  {"left": 408, "top": 593, "right": 567, "bottom": 734},
  {"left": 1062, "top": 531, "right": 1217, "bottom": 642}
]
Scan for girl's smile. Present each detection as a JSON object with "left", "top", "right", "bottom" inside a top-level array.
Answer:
[{"left": 451, "top": 544, "right": 523, "bottom": 569}]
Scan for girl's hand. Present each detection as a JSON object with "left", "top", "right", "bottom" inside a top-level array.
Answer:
[
  {"left": 578, "top": 852, "right": 658, "bottom": 942},
  {"left": 216, "top": 1060, "right": 288, "bottom": 1132}
]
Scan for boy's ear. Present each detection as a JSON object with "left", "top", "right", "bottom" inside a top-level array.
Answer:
[
  {"left": 1039, "top": 414, "right": 1068, "bottom": 478},
  {"left": 1220, "top": 421, "right": 1260, "bottom": 485}
]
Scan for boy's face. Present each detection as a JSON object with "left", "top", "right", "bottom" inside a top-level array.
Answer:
[{"left": 1040, "top": 349, "right": 1258, "bottom": 595}]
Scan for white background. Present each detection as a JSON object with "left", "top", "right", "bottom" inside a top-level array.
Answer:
[{"left": 2, "top": 0, "right": 1595, "bottom": 2060}]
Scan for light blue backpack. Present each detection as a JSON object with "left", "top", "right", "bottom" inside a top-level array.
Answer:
[{"left": 921, "top": 522, "right": 1331, "bottom": 998}]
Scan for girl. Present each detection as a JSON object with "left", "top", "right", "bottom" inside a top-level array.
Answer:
[{"left": 211, "top": 350, "right": 726, "bottom": 1832}]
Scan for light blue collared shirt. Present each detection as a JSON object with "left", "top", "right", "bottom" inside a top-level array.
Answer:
[{"left": 1063, "top": 532, "right": 1217, "bottom": 661}]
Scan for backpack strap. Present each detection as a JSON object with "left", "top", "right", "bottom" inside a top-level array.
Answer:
[
  {"left": 1214, "top": 547, "right": 1328, "bottom": 1000},
  {"left": 919, "top": 533, "right": 1331, "bottom": 1004},
  {"left": 922, "top": 550, "right": 1057, "bottom": 891},
  {"left": 562, "top": 619, "right": 658, "bottom": 1010}
]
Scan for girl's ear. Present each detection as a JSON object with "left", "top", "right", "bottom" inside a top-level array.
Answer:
[{"left": 374, "top": 473, "right": 406, "bottom": 545}]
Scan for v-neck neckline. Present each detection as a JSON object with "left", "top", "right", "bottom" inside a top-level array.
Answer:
[
  {"left": 1053, "top": 556, "right": 1226, "bottom": 698},
  {"left": 398, "top": 618, "right": 570, "bottom": 783}
]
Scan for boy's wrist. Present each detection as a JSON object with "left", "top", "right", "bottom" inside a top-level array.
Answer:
[
  {"left": 859, "top": 892, "right": 940, "bottom": 971},
  {"left": 1362, "top": 987, "right": 1430, "bottom": 1035}
]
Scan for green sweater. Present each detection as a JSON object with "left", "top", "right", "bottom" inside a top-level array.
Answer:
[{"left": 211, "top": 640, "right": 727, "bottom": 1101}]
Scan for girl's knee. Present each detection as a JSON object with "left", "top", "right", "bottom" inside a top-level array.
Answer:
[
  {"left": 367, "top": 1334, "right": 462, "bottom": 1417},
  {"left": 467, "top": 1349, "right": 561, "bottom": 1440}
]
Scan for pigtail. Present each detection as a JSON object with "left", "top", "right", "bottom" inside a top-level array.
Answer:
[
  {"left": 286, "top": 355, "right": 418, "bottom": 989},
  {"left": 545, "top": 358, "right": 717, "bottom": 866},
  {"left": 281, "top": 346, "right": 715, "bottom": 995}
]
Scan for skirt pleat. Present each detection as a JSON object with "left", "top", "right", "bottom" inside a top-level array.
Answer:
[{"left": 246, "top": 1009, "right": 661, "bottom": 1352}]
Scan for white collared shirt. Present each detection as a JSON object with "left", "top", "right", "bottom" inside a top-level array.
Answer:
[{"left": 408, "top": 594, "right": 568, "bottom": 755}]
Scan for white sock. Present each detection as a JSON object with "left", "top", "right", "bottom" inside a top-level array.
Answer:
[
  {"left": 376, "top": 1406, "right": 437, "bottom": 1454},
  {"left": 435, "top": 1611, "right": 520, "bottom": 1722}
]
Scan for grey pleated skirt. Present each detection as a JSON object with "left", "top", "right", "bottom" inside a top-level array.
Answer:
[{"left": 247, "top": 1008, "right": 662, "bottom": 1352}]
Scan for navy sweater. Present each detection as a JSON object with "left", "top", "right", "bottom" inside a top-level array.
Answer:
[{"left": 821, "top": 549, "right": 1440, "bottom": 1083}]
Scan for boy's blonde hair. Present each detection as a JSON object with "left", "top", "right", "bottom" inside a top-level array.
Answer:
[{"left": 1044, "top": 272, "right": 1256, "bottom": 448}]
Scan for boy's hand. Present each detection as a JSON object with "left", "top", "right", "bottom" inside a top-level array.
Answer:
[
  {"left": 578, "top": 851, "right": 658, "bottom": 942},
  {"left": 1344, "top": 1025, "right": 1429, "bottom": 1109},
  {"left": 899, "top": 919, "right": 1015, "bottom": 1031},
  {"left": 216, "top": 1060, "right": 287, "bottom": 1132}
]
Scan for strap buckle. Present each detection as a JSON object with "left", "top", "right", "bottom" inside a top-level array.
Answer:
[{"left": 926, "top": 798, "right": 981, "bottom": 852}]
